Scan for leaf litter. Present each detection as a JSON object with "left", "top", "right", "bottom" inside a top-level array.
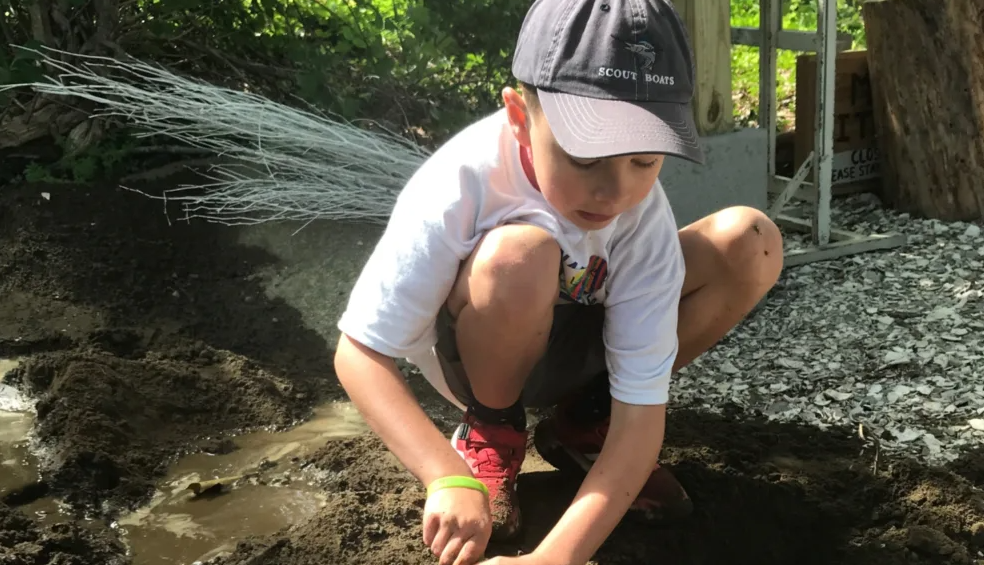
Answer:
[{"left": 672, "top": 193, "right": 984, "bottom": 465}]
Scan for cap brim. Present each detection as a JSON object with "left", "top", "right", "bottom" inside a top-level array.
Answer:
[{"left": 538, "top": 91, "right": 705, "bottom": 165}]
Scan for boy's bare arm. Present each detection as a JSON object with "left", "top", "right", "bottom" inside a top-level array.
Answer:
[
  {"left": 334, "top": 333, "right": 473, "bottom": 486},
  {"left": 532, "top": 400, "right": 666, "bottom": 565},
  {"left": 336, "top": 333, "right": 493, "bottom": 565}
]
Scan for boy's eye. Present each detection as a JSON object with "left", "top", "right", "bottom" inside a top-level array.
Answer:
[
  {"left": 569, "top": 156, "right": 600, "bottom": 169},
  {"left": 566, "top": 155, "right": 660, "bottom": 169}
]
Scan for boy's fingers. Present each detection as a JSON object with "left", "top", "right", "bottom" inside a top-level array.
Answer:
[
  {"left": 429, "top": 523, "right": 455, "bottom": 556},
  {"left": 453, "top": 538, "right": 484, "bottom": 565},
  {"left": 439, "top": 535, "right": 465, "bottom": 565},
  {"left": 422, "top": 513, "right": 440, "bottom": 546}
]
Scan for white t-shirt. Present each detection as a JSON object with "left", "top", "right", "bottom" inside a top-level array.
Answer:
[{"left": 337, "top": 109, "right": 685, "bottom": 410}]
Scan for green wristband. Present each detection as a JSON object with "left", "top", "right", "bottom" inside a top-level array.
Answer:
[{"left": 426, "top": 476, "right": 489, "bottom": 498}]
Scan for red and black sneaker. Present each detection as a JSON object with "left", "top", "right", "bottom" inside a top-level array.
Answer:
[
  {"left": 450, "top": 413, "right": 528, "bottom": 540},
  {"left": 532, "top": 412, "right": 693, "bottom": 522}
]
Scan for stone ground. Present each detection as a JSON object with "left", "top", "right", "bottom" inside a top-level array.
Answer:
[{"left": 677, "top": 194, "right": 984, "bottom": 466}]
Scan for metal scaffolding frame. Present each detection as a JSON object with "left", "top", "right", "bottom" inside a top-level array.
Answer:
[{"left": 730, "top": 0, "right": 906, "bottom": 267}]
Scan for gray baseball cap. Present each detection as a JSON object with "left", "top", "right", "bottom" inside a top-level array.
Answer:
[{"left": 512, "top": 0, "right": 705, "bottom": 164}]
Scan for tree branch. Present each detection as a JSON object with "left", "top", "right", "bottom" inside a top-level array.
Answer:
[
  {"left": 28, "top": 0, "right": 55, "bottom": 46},
  {"left": 177, "top": 38, "right": 296, "bottom": 80}
]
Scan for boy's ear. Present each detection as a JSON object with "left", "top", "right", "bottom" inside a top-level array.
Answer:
[{"left": 502, "top": 87, "right": 532, "bottom": 148}]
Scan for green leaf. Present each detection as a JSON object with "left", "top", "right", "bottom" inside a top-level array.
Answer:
[
  {"left": 72, "top": 156, "right": 99, "bottom": 183},
  {"left": 296, "top": 70, "right": 324, "bottom": 101},
  {"left": 334, "top": 39, "right": 352, "bottom": 54},
  {"left": 9, "top": 61, "right": 45, "bottom": 85},
  {"left": 407, "top": 3, "right": 430, "bottom": 27},
  {"left": 13, "top": 40, "right": 45, "bottom": 62}
]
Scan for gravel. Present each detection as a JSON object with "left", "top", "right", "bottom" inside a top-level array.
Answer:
[{"left": 673, "top": 192, "right": 984, "bottom": 465}]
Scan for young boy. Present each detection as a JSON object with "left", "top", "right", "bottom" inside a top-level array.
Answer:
[{"left": 334, "top": 0, "right": 784, "bottom": 564}]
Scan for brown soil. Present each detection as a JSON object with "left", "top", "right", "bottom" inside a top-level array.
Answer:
[
  {"left": 0, "top": 501, "right": 127, "bottom": 565},
  {"left": 3, "top": 177, "right": 984, "bottom": 565},
  {"left": 0, "top": 178, "right": 339, "bottom": 560},
  {"left": 204, "top": 417, "right": 984, "bottom": 565}
]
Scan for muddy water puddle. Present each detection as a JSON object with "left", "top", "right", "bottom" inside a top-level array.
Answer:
[
  {"left": 116, "top": 401, "right": 369, "bottom": 564},
  {"left": 1, "top": 359, "right": 37, "bottom": 496},
  {"left": 1, "top": 359, "right": 65, "bottom": 522},
  {"left": 0, "top": 407, "right": 39, "bottom": 496},
  {"left": 1, "top": 356, "right": 369, "bottom": 565}
]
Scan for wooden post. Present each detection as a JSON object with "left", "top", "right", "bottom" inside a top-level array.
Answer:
[
  {"left": 862, "top": 0, "right": 984, "bottom": 221},
  {"left": 676, "top": 0, "right": 734, "bottom": 135}
]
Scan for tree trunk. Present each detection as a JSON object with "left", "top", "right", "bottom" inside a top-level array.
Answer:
[{"left": 861, "top": 0, "right": 984, "bottom": 221}]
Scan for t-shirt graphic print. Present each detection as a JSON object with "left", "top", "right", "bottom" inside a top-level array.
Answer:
[{"left": 560, "top": 251, "right": 609, "bottom": 306}]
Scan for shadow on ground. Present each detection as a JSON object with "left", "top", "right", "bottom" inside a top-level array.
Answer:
[
  {"left": 946, "top": 444, "right": 984, "bottom": 486},
  {"left": 208, "top": 405, "right": 984, "bottom": 565},
  {"left": 495, "top": 406, "right": 984, "bottom": 565}
]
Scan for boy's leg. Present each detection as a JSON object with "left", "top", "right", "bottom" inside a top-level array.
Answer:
[
  {"left": 671, "top": 205, "right": 785, "bottom": 371},
  {"left": 534, "top": 206, "right": 785, "bottom": 516},
  {"left": 437, "top": 223, "right": 563, "bottom": 540}
]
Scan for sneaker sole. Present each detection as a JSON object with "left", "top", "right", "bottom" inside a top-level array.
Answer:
[{"left": 532, "top": 419, "right": 596, "bottom": 475}]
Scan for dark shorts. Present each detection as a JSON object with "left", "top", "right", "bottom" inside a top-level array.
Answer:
[{"left": 434, "top": 303, "right": 608, "bottom": 409}]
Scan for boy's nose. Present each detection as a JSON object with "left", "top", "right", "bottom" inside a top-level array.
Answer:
[{"left": 591, "top": 181, "right": 623, "bottom": 203}]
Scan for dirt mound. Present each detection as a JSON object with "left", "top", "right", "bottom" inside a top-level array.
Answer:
[
  {"left": 0, "top": 179, "right": 338, "bottom": 518},
  {"left": 204, "top": 490, "right": 432, "bottom": 565},
  {"left": 0, "top": 179, "right": 332, "bottom": 379},
  {"left": 6, "top": 346, "right": 315, "bottom": 514},
  {"left": 0, "top": 502, "right": 126, "bottom": 565}
]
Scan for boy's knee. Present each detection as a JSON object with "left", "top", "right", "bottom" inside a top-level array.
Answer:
[
  {"left": 716, "top": 206, "right": 784, "bottom": 284},
  {"left": 452, "top": 223, "right": 561, "bottom": 317}
]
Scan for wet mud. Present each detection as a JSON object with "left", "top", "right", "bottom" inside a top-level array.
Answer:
[
  {"left": 2, "top": 179, "right": 984, "bottom": 565},
  {"left": 205, "top": 415, "right": 984, "bottom": 565}
]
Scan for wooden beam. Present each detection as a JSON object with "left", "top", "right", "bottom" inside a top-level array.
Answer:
[
  {"left": 676, "top": 0, "right": 733, "bottom": 136},
  {"left": 730, "top": 27, "right": 855, "bottom": 52},
  {"left": 777, "top": 214, "right": 907, "bottom": 267}
]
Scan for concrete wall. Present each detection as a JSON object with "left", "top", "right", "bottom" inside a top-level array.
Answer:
[{"left": 659, "top": 127, "right": 769, "bottom": 228}]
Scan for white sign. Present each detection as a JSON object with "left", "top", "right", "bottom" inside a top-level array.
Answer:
[{"left": 831, "top": 145, "right": 881, "bottom": 185}]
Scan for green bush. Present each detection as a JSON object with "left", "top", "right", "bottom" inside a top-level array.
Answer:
[
  {"left": 0, "top": 0, "right": 530, "bottom": 149},
  {"left": 0, "top": 0, "right": 870, "bottom": 174}
]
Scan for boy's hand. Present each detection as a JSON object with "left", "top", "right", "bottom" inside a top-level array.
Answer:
[
  {"left": 480, "top": 554, "right": 555, "bottom": 565},
  {"left": 423, "top": 487, "right": 493, "bottom": 565}
]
